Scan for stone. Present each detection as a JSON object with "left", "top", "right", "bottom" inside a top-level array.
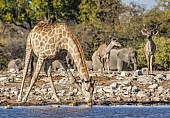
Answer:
[
  {"left": 4, "top": 105, "right": 12, "bottom": 109},
  {"left": 148, "top": 84, "right": 159, "bottom": 89},
  {"left": 137, "top": 91, "right": 146, "bottom": 98},
  {"left": 9, "top": 68, "right": 16, "bottom": 73},
  {"left": 157, "top": 86, "right": 164, "bottom": 93},
  {"left": 133, "top": 70, "right": 143, "bottom": 76},
  {"left": 155, "top": 74, "right": 166, "bottom": 81},
  {"left": 132, "top": 86, "right": 139, "bottom": 92},
  {"left": 141, "top": 68, "right": 148, "bottom": 74},
  {"left": 110, "top": 82, "right": 118, "bottom": 89},
  {"left": 166, "top": 74, "right": 170, "bottom": 80},
  {"left": 120, "top": 71, "right": 131, "bottom": 77},
  {"left": 96, "top": 88, "right": 105, "bottom": 94},
  {"left": 36, "top": 96, "right": 43, "bottom": 101},
  {"left": 0, "top": 77, "right": 8, "bottom": 82},
  {"left": 103, "top": 86, "right": 112, "bottom": 93}
]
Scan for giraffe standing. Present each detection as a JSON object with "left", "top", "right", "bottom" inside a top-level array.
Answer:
[
  {"left": 141, "top": 26, "right": 158, "bottom": 74},
  {"left": 93, "top": 36, "right": 122, "bottom": 73},
  {"left": 18, "top": 21, "right": 94, "bottom": 106}
]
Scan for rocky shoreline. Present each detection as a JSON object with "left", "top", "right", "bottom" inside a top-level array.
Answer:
[{"left": 0, "top": 70, "right": 170, "bottom": 107}]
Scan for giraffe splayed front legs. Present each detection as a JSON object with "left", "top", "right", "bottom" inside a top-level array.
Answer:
[{"left": 18, "top": 21, "right": 94, "bottom": 106}]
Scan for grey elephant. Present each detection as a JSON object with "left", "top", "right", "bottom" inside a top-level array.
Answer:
[
  {"left": 86, "top": 60, "right": 93, "bottom": 71},
  {"left": 52, "top": 60, "right": 64, "bottom": 73},
  {"left": 92, "top": 51, "right": 103, "bottom": 71},
  {"left": 108, "top": 48, "right": 137, "bottom": 71},
  {"left": 8, "top": 58, "right": 24, "bottom": 71},
  {"left": 29, "top": 49, "right": 76, "bottom": 76}
]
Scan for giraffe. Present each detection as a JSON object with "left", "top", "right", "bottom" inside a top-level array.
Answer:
[
  {"left": 93, "top": 36, "right": 122, "bottom": 74},
  {"left": 141, "top": 26, "right": 158, "bottom": 74},
  {"left": 18, "top": 21, "right": 94, "bottom": 106}
]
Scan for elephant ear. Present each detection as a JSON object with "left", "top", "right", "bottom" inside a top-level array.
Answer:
[
  {"left": 117, "top": 51, "right": 130, "bottom": 63},
  {"left": 15, "top": 59, "right": 21, "bottom": 66}
]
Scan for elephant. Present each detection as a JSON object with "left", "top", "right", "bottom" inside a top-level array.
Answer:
[
  {"left": 108, "top": 48, "right": 137, "bottom": 71},
  {"left": 92, "top": 51, "right": 103, "bottom": 71},
  {"left": 85, "top": 60, "right": 93, "bottom": 71},
  {"left": 8, "top": 58, "right": 24, "bottom": 71},
  {"left": 51, "top": 60, "right": 64, "bottom": 73},
  {"left": 29, "top": 49, "right": 76, "bottom": 76}
]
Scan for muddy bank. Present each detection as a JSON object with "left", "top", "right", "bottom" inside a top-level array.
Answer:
[{"left": 0, "top": 70, "right": 170, "bottom": 107}]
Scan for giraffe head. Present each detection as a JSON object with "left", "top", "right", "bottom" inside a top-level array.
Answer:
[
  {"left": 81, "top": 76, "right": 94, "bottom": 106},
  {"left": 109, "top": 36, "right": 122, "bottom": 47}
]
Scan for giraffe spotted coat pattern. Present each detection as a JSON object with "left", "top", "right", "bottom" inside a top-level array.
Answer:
[{"left": 18, "top": 21, "right": 94, "bottom": 106}]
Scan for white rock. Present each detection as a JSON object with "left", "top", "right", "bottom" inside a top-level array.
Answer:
[
  {"left": 103, "top": 86, "right": 112, "bottom": 93},
  {"left": 110, "top": 82, "right": 118, "bottom": 89},
  {"left": 132, "top": 86, "right": 138, "bottom": 92},
  {"left": 9, "top": 68, "right": 16, "bottom": 73},
  {"left": 96, "top": 88, "right": 104, "bottom": 94},
  {"left": 148, "top": 84, "right": 159, "bottom": 89},
  {"left": 4, "top": 105, "right": 12, "bottom": 109},
  {"left": 0, "top": 77, "right": 8, "bottom": 82},
  {"left": 137, "top": 91, "right": 146, "bottom": 98},
  {"left": 166, "top": 74, "right": 170, "bottom": 80},
  {"left": 133, "top": 70, "right": 143, "bottom": 76}
]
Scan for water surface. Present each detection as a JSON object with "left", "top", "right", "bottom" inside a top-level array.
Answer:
[{"left": 0, "top": 105, "right": 170, "bottom": 118}]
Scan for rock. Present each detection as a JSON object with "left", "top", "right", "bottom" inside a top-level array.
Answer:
[
  {"left": 110, "top": 82, "right": 118, "bottom": 89},
  {"left": 96, "top": 88, "right": 105, "bottom": 94},
  {"left": 57, "top": 90, "right": 66, "bottom": 96},
  {"left": 0, "top": 77, "right": 8, "bottom": 82},
  {"left": 132, "top": 86, "right": 139, "bottom": 92},
  {"left": 155, "top": 74, "right": 166, "bottom": 81},
  {"left": 133, "top": 70, "right": 143, "bottom": 76},
  {"left": 103, "top": 101, "right": 111, "bottom": 105},
  {"left": 120, "top": 71, "right": 131, "bottom": 77},
  {"left": 141, "top": 68, "right": 148, "bottom": 74},
  {"left": 157, "top": 86, "right": 164, "bottom": 93},
  {"left": 50, "top": 105, "right": 60, "bottom": 108},
  {"left": 103, "top": 86, "right": 112, "bottom": 93},
  {"left": 9, "top": 68, "right": 16, "bottom": 73},
  {"left": 4, "top": 105, "right": 12, "bottom": 109},
  {"left": 36, "top": 96, "right": 43, "bottom": 101},
  {"left": 116, "top": 96, "right": 123, "bottom": 101},
  {"left": 137, "top": 91, "right": 146, "bottom": 98},
  {"left": 166, "top": 74, "right": 170, "bottom": 80},
  {"left": 153, "top": 96, "right": 160, "bottom": 101},
  {"left": 148, "top": 84, "right": 159, "bottom": 89},
  {"left": 58, "top": 77, "right": 69, "bottom": 84}
]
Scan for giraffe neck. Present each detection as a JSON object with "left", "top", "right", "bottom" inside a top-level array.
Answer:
[
  {"left": 62, "top": 29, "right": 90, "bottom": 81},
  {"left": 105, "top": 42, "right": 114, "bottom": 54}
]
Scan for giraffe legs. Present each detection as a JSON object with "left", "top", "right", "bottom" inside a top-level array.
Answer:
[
  {"left": 22, "top": 54, "right": 44, "bottom": 102},
  {"left": 47, "top": 61, "right": 60, "bottom": 102},
  {"left": 105, "top": 54, "right": 110, "bottom": 74},
  {"left": 18, "top": 44, "right": 32, "bottom": 102},
  {"left": 59, "top": 58, "right": 82, "bottom": 94}
]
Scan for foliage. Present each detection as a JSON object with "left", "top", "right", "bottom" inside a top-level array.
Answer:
[
  {"left": 0, "top": 37, "right": 11, "bottom": 69},
  {"left": 0, "top": 0, "right": 169, "bottom": 70},
  {"left": 154, "top": 36, "right": 170, "bottom": 69},
  {"left": 136, "top": 36, "right": 170, "bottom": 70}
]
